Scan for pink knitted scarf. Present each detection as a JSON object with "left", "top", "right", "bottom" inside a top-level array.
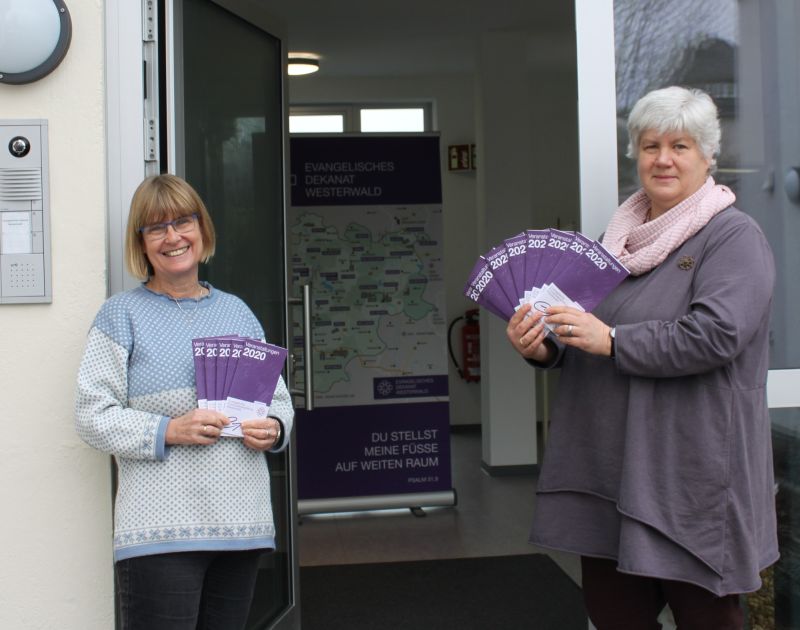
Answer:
[{"left": 601, "top": 177, "right": 735, "bottom": 276}]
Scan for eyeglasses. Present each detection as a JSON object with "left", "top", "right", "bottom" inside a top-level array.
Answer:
[{"left": 139, "top": 214, "right": 198, "bottom": 240}]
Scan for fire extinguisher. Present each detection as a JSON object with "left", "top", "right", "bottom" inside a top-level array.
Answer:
[{"left": 448, "top": 309, "right": 480, "bottom": 382}]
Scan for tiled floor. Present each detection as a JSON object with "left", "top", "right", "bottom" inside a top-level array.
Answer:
[{"left": 297, "top": 426, "right": 582, "bottom": 586}]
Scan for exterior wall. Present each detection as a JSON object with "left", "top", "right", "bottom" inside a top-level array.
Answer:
[{"left": 0, "top": 1, "right": 114, "bottom": 628}]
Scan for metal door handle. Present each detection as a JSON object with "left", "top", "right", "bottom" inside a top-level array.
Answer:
[
  {"left": 785, "top": 167, "right": 800, "bottom": 203},
  {"left": 288, "top": 283, "right": 314, "bottom": 411}
]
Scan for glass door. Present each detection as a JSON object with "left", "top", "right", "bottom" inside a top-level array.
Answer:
[
  {"left": 736, "top": 3, "right": 800, "bottom": 627},
  {"left": 608, "top": 0, "right": 800, "bottom": 627},
  {"left": 166, "top": 0, "right": 299, "bottom": 627}
]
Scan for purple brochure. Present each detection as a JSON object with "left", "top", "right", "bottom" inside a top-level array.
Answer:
[
  {"left": 524, "top": 229, "right": 550, "bottom": 295},
  {"left": 192, "top": 338, "right": 208, "bottom": 409},
  {"left": 215, "top": 338, "right": 234, "bottom": 407},
  {"left": 204, "top": 338, "right": 220, "bottom": 410},
  {"left": 222, "top": 337, "right": 245, "bottom": 403},
  {"left": 502, "top": 232, "right": 528, "bottom": 302},
  {"left": 548, "top": 238, "right": 630, "bottom": 311},
  {"left": 222, "top": 339, "right": 288, "bottom": 437},
  {"left": 544, "top": 231, "right": 595, "bottom": 288},
  {"left": 483, "top": 244, "right": 518, "bottom": 310},
  {"left": 532, "top": 229, "right": 574, "bottom": 290},
  {"left": 464, "top": 256, "right": 515, "bottom": 320}
]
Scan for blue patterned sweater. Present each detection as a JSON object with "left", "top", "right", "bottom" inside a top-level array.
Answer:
[{"left": 75, "top": 283, "right": 294, "bottom": 562}]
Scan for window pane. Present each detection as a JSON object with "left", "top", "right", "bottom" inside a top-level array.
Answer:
[
  {"left": 182, "top": 3, "right": 293, "bottom": 627},
  {"left": 360, "top": 108, "right": 425, "bottom": 132},
  {"left": 614, "top": 2, "right": 800, "bottom": 628},
  {"left": 289, "top": 115, "right": 344, "bottom": 133}
]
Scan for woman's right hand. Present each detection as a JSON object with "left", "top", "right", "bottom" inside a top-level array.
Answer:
[
  {"left": 165, "top": 409, "right": 230, "bottom": 446},
  {"left": 506, "top": 304, "right": 553, "bottom": 363}
]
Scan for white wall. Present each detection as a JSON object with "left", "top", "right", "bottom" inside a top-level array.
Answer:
[
  {"left": 289, "top": 74, "right": 482, "bottom": 426},
  {"left": 475, "top": 31, "right": 580, "bottom": 468},
  {"left": 0, "top": 2, "right": 114, "bottom": 628},
  {"left": 475, "top": 33, "right": 537, "bottom": 467}
]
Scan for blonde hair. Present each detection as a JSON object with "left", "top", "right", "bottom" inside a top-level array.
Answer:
[{"left": 124, "top": 174, "right": 216, "bottom": 280}]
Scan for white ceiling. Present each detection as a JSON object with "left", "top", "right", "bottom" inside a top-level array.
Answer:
[{"left": 263, "top": 0, "right": 575, "bottom": 77}]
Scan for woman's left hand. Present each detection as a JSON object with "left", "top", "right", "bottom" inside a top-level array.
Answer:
[
  {"left": 241, "top": 417, "right": 282, "bottom": 451},
  {"left": 544, "top": 306, "right": 613, "bottom": 357}
]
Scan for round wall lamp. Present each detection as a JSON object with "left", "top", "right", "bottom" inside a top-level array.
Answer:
[
  {"left": 288, "top": 56, "right": 320, "bottom": 76},
  {"left": 0, "top": 0, "right": 72, "bottom": 85}
]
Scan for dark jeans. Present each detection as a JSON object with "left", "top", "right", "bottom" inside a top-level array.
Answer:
[
  {"left": 116, "top": 550, "right": 263, "bottom": 630},
  {"left": 581, "top": 556, "right": 744, "bottom": 630}
]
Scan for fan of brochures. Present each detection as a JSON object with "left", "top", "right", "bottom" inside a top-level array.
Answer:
[
  {"left": 464, "top": 229, "right": 629, "bottom": 323},
  {"left": 192, "top": 336, "right": 287, "bottom": 438}
]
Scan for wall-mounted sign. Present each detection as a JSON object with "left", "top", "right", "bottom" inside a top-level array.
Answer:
[{"left": 447, "top": 144, "right": 476, "bottom": 171}]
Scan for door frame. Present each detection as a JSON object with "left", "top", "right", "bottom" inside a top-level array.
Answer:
[{"left": 105, "top": 0, "right": 149, "bottom": 295}]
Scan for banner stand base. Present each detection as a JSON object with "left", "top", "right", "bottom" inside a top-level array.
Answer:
[{"left": 298, "top": 489, "right": 457, "bottom": 517}]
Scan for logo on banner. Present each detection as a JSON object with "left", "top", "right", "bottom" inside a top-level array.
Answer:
[
  {"left": 373, "top": 375, "right": 449, "bottom": 400},
  {"left": 376, "top": 380, "right": 394, "bottom": 397}
]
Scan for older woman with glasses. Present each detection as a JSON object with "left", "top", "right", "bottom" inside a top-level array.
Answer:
[
  {"left": 75, "top": 174, "right": 293, "bottom": 630},
  {"left": 507, "top": 86, "right": 777, "bottom": 629}
]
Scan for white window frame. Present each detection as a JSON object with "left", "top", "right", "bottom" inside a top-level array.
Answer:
[
  {"left": 289, "top": 105, "right": 352, "bottom": 133},
  {"left": 289, "top": 102, "right": 433, "bottom": 133}
]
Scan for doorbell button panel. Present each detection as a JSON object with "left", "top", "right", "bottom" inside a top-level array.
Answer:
[{"left": 0, "top": 120, "right": 52, "bottom": 303}]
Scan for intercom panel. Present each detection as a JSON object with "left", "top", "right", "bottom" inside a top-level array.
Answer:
[{"left": 0, "top": 120, "right": 51, "bottom": 303}]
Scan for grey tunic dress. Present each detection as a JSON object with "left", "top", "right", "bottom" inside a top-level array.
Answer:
[{"left": 530, "top": 207, "right": 779, "bottom": 596}]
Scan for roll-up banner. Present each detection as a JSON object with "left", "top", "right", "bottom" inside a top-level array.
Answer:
[{"left": 289, "top": 134, "right": 453, "bottom": 512}]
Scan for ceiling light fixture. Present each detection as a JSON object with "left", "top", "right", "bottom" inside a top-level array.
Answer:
[
  {"left": 0, "top": 0, "right": 72, "bottom": 85},
  {"left": 288, "top": 56, "right": 320, "bottom": 76}
]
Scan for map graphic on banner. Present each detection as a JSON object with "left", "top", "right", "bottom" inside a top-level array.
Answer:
[
  {"left": 290, "top": 205, "right": 447, "bottom": 406},
  {"left": 289, "top": 134, "right": 451, "bottom": 502}
]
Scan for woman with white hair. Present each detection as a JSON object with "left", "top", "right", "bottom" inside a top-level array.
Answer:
[{"left": 507, "top": 86, "right": 777, "bottom": 628}]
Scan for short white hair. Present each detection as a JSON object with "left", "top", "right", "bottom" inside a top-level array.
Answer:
[{"left": 626, "top": 86, "right": 721, "bottom": 169}]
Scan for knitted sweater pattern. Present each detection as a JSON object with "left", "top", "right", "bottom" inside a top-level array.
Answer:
[{"left": 75, "top": 284, "right": 294, "bottom": 561}]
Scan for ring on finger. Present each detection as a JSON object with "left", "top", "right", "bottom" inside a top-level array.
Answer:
[
  {"left": 567, "top": 324, "right": 574, "bottom": 337},
  {"left": 202, "top": 425, "right": 209, "bottom": 434}
]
